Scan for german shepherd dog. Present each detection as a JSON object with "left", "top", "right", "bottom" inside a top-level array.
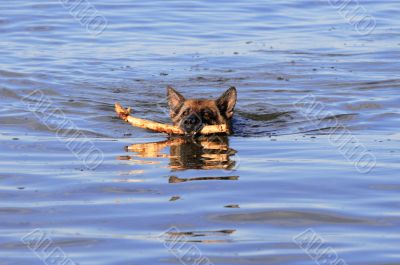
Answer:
[{"left": 167, "top": 86, "right": 237, "bottom": 135}]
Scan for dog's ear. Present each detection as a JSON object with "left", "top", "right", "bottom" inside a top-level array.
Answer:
[
  {"left": 167, "top": 86, "right": 185, "bottom": 117},
  {"left": 216, "top": 87, "right": 237, "bottom": 119}
]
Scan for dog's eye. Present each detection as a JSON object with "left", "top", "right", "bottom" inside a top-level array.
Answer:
[
  {"left": 202, "top": 109, "right": 212, "bottom": 118},
  {"left": 183, "top": 109, "right": 190, "bottom": 116}
]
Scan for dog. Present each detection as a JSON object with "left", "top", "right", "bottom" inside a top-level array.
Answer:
[{"left": 167, "top": 86, "right": 237, "bottom": 135}]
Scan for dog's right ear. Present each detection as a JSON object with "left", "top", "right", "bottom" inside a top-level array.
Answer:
[
  {"left": 167, "top": 86, "right": 185, "bottom": 117},
  {"left": 216, "top": 86, "right": 237, "bottom": 119}
]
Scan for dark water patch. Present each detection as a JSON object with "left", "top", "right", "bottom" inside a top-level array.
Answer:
[
  {"left": 101, "top": 186, "right": 158, "bottom": 195},
  {"left": 253, "top": 49, "right": 371, "bottom": 58},
  {"left": 0, "top": 207, "right": 34, "bottom": 214},
  {"left": 0, "top": 88, "right": 21, "bottom": 100},
  {"left": 0, "top": 70, "right": 26, "bottom": 78},
  {"left": 237, "top": 111, "right": 292, "bottom": 122},
  {"left": 336, "top": 79, "right": 400, "bottom": 91},
  {"left": 25, "top": 25, "right": 54, "bottom": 32},
  {"left": 213, "top": 210, "right": 375, "bottom": 226}
]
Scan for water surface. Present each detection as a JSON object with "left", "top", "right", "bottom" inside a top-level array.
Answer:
[{"left": 1, "top": 1, "right": 399, "bottom": 264}]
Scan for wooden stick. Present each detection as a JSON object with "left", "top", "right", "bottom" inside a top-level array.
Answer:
[{"left": 115, "top": 102, "right": 228, "bottom": 135}]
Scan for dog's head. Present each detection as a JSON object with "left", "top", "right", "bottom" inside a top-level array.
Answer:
[{"left": 167, "top": 86, "right": 237, "bottom": 135}]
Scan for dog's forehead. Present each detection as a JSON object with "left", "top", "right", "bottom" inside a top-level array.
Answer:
[{"left": 184, "top": 99, "right": 217, "bottom": 110}]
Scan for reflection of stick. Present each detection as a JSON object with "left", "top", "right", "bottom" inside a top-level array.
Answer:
[
  {"left": 125, "top": 138, "right": 185, "bottom": 158},
  {"left": 115, "top": 103, "right": 228, "bottom": 135}
]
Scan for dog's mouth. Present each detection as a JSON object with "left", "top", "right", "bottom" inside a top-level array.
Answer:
[
  {"left": 179, "top": 113, "right": 205, "bottom": 135},
  {"left": 180, "top": 122, "right": 204, "bottom": 136}
]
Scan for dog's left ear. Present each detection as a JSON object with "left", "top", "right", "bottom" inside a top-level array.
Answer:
[
  {"left": 167, "top": 86, "right": 185, "bottom": 118},
  {"left": 216, "top": 87, "right": 237, "bottom": 119}
]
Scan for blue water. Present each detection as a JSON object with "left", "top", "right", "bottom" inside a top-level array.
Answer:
[{"left": 1, "top": 1, "right": 400, "bottom": 264}]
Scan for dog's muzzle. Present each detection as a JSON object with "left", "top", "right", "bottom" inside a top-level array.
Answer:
[{"left": 181, "top": 113, "right": 203, "bottom": 135}]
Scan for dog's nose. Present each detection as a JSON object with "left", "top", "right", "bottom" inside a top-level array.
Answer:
[
  {"left": 184, "top": 114, "right": 200, "bottom": 125},
  {"left": 182, "top": 114, "right": 202, "bottom": 133}
]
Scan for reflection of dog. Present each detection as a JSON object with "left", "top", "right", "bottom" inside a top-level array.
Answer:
[
  {"left": 169, "top": 136, "right": 236, "bottom": 170},
  {"left": 124, "top": 136, "right": 237, "bottom": 170},
  {"left": 167, "top": 86, "right": 237, "bottom": 135}
]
